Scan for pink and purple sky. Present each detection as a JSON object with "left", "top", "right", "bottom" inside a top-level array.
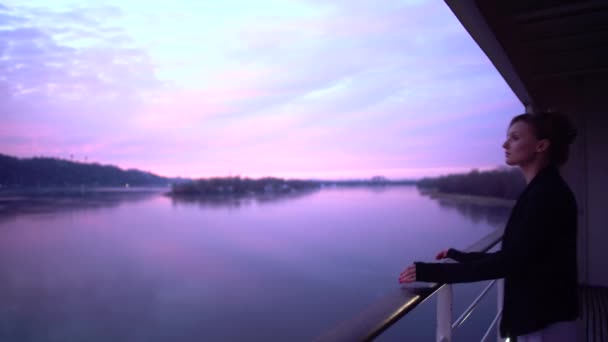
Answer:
[{"left": 0, "top": 0, "right": 522, "bottom": 179}]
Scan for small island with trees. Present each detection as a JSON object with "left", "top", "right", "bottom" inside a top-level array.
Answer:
[
  {"left": 168, "top": 176, "right": 416, "bottom": 198},
  {"left": 169, "top": 177, "right": 319, "bottom": 196}
]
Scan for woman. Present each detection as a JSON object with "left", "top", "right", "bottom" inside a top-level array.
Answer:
[{"left": 399, "top": 112, "right": 579, "bottom": 341}]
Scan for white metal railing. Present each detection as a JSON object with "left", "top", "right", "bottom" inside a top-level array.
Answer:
[
  {"left": 436, "top": 280, "right": 501, "bottom": 341},
  {"left": 481, "top": 308, "right": 502, "bottom": 342},
  {"left": 436, "top": 285, "right": 453, "bottom": 342},
  {"left": 453, "top": 280, "right": 497, "bottom": 330}
]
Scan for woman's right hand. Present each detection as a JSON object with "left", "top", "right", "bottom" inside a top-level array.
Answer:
[{"left": 435, "top": 249, "right": 449, "bottom": 260}]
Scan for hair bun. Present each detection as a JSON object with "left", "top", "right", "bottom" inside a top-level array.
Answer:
[
  {"left": 551, "top": 112, "right": 577, "bottom": 145},
  {"left": 565, "top": 127, "right": 577, "bottom": 145}
]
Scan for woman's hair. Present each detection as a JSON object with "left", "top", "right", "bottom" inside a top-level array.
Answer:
[{"left": 510, "top": 112, "right": 578, "bottom": 166}]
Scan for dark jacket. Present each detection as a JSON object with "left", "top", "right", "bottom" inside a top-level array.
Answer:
[{"left": 415, "top": 165, "right": 579, "bottom": 338}]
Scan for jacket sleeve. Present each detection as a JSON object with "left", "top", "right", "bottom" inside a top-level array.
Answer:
[
  {"left": 416, "top": 194, "right": 554, "bottom": 284},
  {"left": 415, "top": 250, "right": 507, "bottom": 283},
  {"left": 447, "top": 248, "right": 491, "bottom": 263}
]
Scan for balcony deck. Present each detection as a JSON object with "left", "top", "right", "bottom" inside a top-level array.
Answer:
[{"left": 579, "top": 285, "right": 608, "bottom": 342}]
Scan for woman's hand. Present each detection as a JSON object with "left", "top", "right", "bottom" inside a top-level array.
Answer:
[
  {"left": 399, "top": 264, "right": 416, "bottom": 283},
  {"left": 435, "top": 249, "right": 449, "bottom": 260}
]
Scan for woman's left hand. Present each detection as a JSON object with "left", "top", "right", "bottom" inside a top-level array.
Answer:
[{"left": 399, "top": 264, "right": 416, "bottom": 283}]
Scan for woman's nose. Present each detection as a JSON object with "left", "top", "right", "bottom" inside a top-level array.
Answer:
[{"left": 502, "top": 140, "right": 509, "bottom": 149}]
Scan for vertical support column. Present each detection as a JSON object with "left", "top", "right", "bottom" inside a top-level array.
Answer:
[
  {"left": 497, "top": 279, "right": 505, "bottom": 342},
  {"left": 436, "top": 284, "right": 453, "bottom": 342}
]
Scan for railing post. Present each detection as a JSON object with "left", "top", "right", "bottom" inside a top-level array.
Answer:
[
  {"left": 437, "top": 284, "right": 453, "bottom": 342},
  {"left": 497, "top": 279, "right": 504, "bottom": 342}
]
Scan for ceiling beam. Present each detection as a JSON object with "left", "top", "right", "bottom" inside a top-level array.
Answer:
[{"left": 512, "top": 1, "right": 608, "bottom": 23}]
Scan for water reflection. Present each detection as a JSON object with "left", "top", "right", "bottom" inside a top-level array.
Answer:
[
  {"left": 434, "top": 198, "right": 512, "bottom": 228},
  {"left": 0, "top": 188, "right": 162, "bottom": 223},
  {"left": 168, "top": 188, "right": 320, "bottom": 209}
]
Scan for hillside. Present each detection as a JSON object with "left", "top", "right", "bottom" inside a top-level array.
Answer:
[{"left": 0, "top": 154, "right": 179, "bottom": 188}]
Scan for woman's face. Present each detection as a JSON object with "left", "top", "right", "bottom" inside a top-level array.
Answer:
[{"left": 502, "top": 121, "right": 544, "bottom": 167}]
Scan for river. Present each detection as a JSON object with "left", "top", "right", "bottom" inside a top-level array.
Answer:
[{"left": 0, "top": 186, "right": 511, "bottom": 341}]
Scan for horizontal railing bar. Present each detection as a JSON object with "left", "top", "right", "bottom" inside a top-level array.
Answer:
[
  {"left": 452, "top": 280, "right": 497, "bottom": 330},
  {"left": 314, "top": 228, "right": 504, "bottom": 342},
  {"left": 480, "top": 309, "right": 502, "bottom": 342},
  {"left": 313, "top": 287, "right": 437, "bottom": 342}
]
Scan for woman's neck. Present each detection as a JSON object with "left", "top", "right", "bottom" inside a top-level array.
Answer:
[{"left": 520, "top": 159, "right": 551, "bottom": 184}]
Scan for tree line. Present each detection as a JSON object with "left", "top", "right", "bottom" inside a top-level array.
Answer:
[
  {"left": 170, "top": 177, "right": 320, "bottom": 196},
  {"left": 170, "top": 176, "right": 417, "bottom": 197},
  {"left": 0, "top": 154, "right": 175, "bottom": 188},
  {"left": 417, "top": 167, "right": 526, "bottom": 200}
]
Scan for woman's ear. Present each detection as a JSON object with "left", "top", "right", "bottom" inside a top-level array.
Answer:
[{"left": 536, "top": 139, "right": 551, "bottom": 153}]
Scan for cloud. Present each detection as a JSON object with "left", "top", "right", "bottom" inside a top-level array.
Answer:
[
  {"left": 0, "top": 0, "right": 521, "bottom": 178},
  {"left": 206, "top": 0, "right": 499, "bottom": 121},
  {"left": 0, "top": 3, "right": 166, "bottom": 144}
]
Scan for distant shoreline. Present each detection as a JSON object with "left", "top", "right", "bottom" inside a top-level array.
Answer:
[{"left": 420, "top": 189, "right": 516, "bottom": 208}]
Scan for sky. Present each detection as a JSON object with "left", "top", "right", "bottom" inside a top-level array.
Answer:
[{"left": 0, "top": 0, "right": 523, "bottom": 179}]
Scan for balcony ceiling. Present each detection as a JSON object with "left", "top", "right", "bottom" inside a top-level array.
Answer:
[{"left": 448, "top": 0, "right": 608, "bottom": 110}]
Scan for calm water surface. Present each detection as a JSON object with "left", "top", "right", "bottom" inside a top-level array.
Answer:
[{"left": 0, "top": 186, "right": 510, "bottom": 341}]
